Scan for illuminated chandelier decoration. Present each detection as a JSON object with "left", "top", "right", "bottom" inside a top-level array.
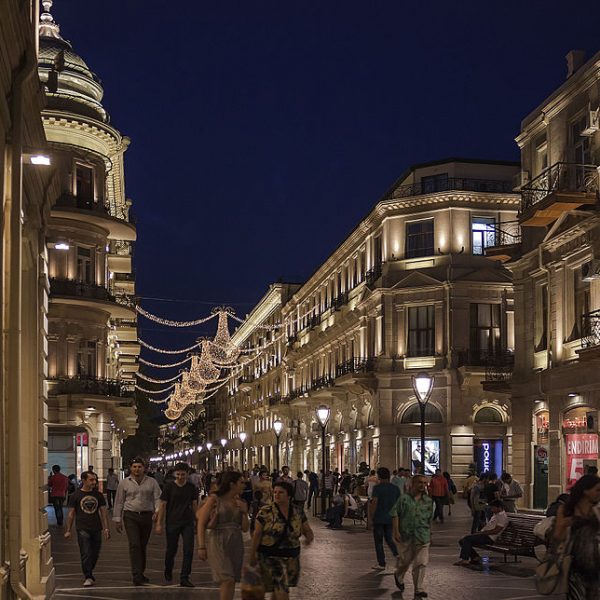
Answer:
[
  {"left": 208, "top": 307, "right": 241, "bottom": 366},
  {"left": 194, "top": 340, "right": 221, "bottom": 384},
  {"left": 187, "top": 355, "right": 209, "bottom": 392}
]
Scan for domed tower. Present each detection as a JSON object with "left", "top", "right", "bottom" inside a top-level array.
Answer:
[{"left": 39, "top": 0, "right": 139, "bottom": 480}]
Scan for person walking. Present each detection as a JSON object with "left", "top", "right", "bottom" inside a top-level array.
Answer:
[
  {"left": 369, "top": 467, "right": 401, "bottom": 571},
  {"left": 552, "top": 474, "right": 600, "bottom": 600},
  {"left": 499, "top": 472, "right": 523, "bottom": 513},
  {"left": 469, "top": 473, "right": 488, "bottom": 534},
  {"left": 197, "top": 471, "right": 249, "bottom": 600},
  {"left": 105, "top": 468, "right": 119, "bottom": 510},
  {"left": 63, "top": 471, "right": 110, "bottom": 587},
  {"left": 250, "top": 480, "right": 314, "bottom": 600},
  {"left": 292, "top": 471, "right": 309, "bottom": 512},
  {"left": 391, "top": 474, "right": 433, "bottom": 598},
  {"left": 155, "top": 462, "right": 199, "bottom": 587},
  {"left": 48, "top": 464, "right": 69, "bottom": 526},
  {"left": 429, "top": 469, "right": 449, "bottom": 524},
  {"left": 278, "top": 466, "right": 294, "bottom": 485},
  {"left": 443, "top": 471, "right": 456, "bottom": 517},
  {"left": 305, "top": 470, "right": 319, "bottom": 509},
  {"left": 113, "top": 458, "right": 162, "bottom": 586},
  {"left": 455, "top": 500, "right": 508, "bottom": 565}
]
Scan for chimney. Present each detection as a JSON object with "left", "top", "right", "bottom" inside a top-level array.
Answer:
[{"left": 566, "top": 49, "right": 586, "bottom": 79}]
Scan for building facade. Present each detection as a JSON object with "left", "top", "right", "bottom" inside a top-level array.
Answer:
[
  {"left": 39, "top": 2, "right": 139, "bottom": 484},
  {"left": 220, "top": 159, "right": 521, "bottom": 488},
  {"left": 508, "top": 50, "right": 600, "bottom": 508},
  {"left": 1, "top": 1, "right": 56, "bottom": 598}
]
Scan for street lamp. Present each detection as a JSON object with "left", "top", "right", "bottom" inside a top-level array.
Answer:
[
  {"left": 206, "top": 441, "right": 213, "bottom": 471},
  {"left": 239, "top": 432, "right": 247, "bottom": 471},
  {"left": 411, "top": 372, "right": 434, "bottom": 475},
  {"left": 273, "top": 419, "right": 284, "bottom": 473},
  {"left": 316, "top": 405, "right": 330, "bottom": 516},
  {"left": 220, "top": 438, "right": 227, "bottom": 469}
]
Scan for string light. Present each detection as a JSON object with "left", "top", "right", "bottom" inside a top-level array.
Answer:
[
  {"left": 139, "top": 338, "right": 200, "bottom": 354},
  {"left": 136, "top": 305, "right": 218, "bottom": 327},
  {"left": 139, "top": 356, "right": 191, "bottom": 368},
  {"left": 135, "top": 383, "right": 175, "bottom": 395},
  {"left": 193, "top": 340, "right": 220, "bottom": 384},
  {"left": 137, "top": 371, "right": 182, "bottom": 384}
]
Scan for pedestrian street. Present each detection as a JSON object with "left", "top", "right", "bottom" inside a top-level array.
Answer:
[{"left": 50, "top": 501, "right": 556, "bottom": 600}]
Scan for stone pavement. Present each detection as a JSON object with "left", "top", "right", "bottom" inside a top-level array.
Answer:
[{"left": 50, "top": 501, "right": 559, "bottom": 600}]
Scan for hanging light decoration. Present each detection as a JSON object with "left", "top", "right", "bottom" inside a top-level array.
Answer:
[
  {"left": 164, "top": 406, "right": 181, "bottom": 420},
  {"left": 208, "top": 308, "right": 241, "bottom": 366},
  {"left": 187, "top": 355, "right": 209, "bottom": 392},
  {"left": 192, "top": 340, "right": 220, "bottom": 384}
]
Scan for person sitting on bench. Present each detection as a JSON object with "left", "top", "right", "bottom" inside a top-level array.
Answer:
[{"left": 455, "top": 500, "right": 508, "bottom": 565}]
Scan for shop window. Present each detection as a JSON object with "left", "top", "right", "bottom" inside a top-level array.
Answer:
[
  {"left": 407, "top": 305, "right": 435, "bottom": 357},
  {"left": 401, "top": 403, "right": 443, "bottom": 424},
  {"left": 406, "top": 219, "right": 434, "bottom": 259},
  {"left": 471, "top": 217, "right": 496, "bottom": 255},
  {"left": 474, "top": 406, "right": 503, "bottom": 424}
]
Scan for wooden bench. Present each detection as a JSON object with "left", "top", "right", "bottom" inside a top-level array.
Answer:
[
  {"left": 475, "top": 513, "right": 543, "bottom": 562},
  {"left": 344, "top": 497, "right": 367, "bottom": 526}
]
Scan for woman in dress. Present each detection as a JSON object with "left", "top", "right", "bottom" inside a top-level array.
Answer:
[
  {"left": 553, "top": 474, "right": 600, "bottom": 600},
  {"left": 250, "top": 481, "right": 314, "bottom": 599},
  {"left": 197, "top": 471, "right": 249, "bottom": 600}
]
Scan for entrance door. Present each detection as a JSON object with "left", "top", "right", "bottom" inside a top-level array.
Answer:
[{"left": 533, "top": 445, "right": 549, "bottom": 509}]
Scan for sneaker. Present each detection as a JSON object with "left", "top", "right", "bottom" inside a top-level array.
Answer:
[
  {"left": 180, "top": 578, "right": 195, "bottom": 588},
  {"left": 371, "top": 564, "right": 385, "bottom": 571},
  {"left": 393, "top": 573, "right": 405, "bottom": 591},
  {"left": 83, "top": 578, "right": 94, "bottom": 587}
]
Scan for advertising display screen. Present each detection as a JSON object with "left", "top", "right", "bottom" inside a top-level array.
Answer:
[
  {"left": 473, "top": 439, "right": 503, "bottom": 475},
  {"left": 566, "top": 433, "right": 598, "bottom": 488},
  {"left": 410, "top": 439, "right": 440, "bottom": 476}
]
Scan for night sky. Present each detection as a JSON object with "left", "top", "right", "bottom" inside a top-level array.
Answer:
[{"left": 52, "top": 0, "right": 600, "bottom": 350}]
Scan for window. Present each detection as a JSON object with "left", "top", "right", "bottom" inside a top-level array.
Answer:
[
  {"left": 535, "top": 284, "right": 548, "bottom": 352},
  {"left": 470, "top": 303, "right": 501, "bottom": 359},
  {"left": 571, "top": 116, "right": 592, "bottom": 189},
  {"left": 408, "top": 305, "right": 435, "bottom": 357},
  {"left": 75, "top": 164, "right": 94, "bottom": 204},
  {"left": 471, "top": 217, "right": 496, "bottom": 255},
  {"left": 77, "top": 340, "right": 96, "bottom": 377},
  {"left": 474, "top": 406, "right": 503, "bottom": 424},
  {"left": 373, "top": 235, "right": 382, "bottom": 267},
  {"left": 401, "top": 403, "right": 443, "bottom": 424},
  {"left": 406, "top": 219, "right": 434, "bottom": 259},
  {"left": 76, "top": 246, "right": 94, "bottom": 284},
  {"left": 571, "top": 267, "right": 591, "bottom": 339},
  {"left": 421, "top": 173, "right": 449, "bottom": 194}
]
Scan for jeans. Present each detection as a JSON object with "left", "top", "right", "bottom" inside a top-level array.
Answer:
[
  {"left": 459, "top": 533, "right": 493, "bottom": 560},
  {"left": 77, "top": 529, "right": 102, "bottom": 578},
  {"left": 123, "top": 510, "right": 153, "bottom": 580},
  {"left": 470, "top": 510, "right": 484, "bottom": 534},
  {"left": 307, "top": 486, "right": 318, "bottom": 507},
  {"left": 373, "top": 523, "right": 398, "bottom": 566},
  {"left": 165, "top": 521, "right": 195, "bottom": 579},
  {"left": 50, "top": 496, "right": 65, "bottom": 526},
  {"left": 432, "top": 496, "right": 445, "bottom": 522},
  {"left": 106, "top": 489, "right": 116, "bottom": 509}
]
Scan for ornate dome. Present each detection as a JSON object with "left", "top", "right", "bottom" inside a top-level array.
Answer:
[{"left": 38, "top": 0, "right": 108, "bottom": 122}]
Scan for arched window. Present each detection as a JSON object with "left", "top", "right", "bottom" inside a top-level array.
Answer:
[
  {"left": 401, "top": 403, "right": 443, "bottom": 424},
  {"left": 474, "top": 406, "right": 503, "bottom": 424}
]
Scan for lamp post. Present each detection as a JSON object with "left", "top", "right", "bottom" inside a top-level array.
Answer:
[
  {"left": 316, "top": 405, "right": 330, "bottom": 516},
  {"left": 220, "top": 438, "right": 227, "bottom": 470},
  {"left": 411, "top": 372, "right": 434, "bottom": 475},
  {"left": 206, "top": 441, "right": 213, "bottom": 471},
  {"left": 273, "top": 419, "right": 284, "bottom": 473},
  {"left": 239, "top": 432, "right": 247, "bottom": 471}
]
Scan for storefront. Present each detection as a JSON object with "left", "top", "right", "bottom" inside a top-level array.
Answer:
[
  {"left": 563, "top": 406, "right": 598, "bottom": 487},
  {"left": 47, "top": 427, "right": 89, "bottom": 476},
  {"left": 533, "top": 410, "right": 549, "bottom": 509}
]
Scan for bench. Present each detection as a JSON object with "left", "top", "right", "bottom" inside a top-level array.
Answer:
[
  {"left": 343, "top": 496, "right": 367, "bottom": 527},
  {"left": 475, "top": 513, "right": 543, "bottom": 563}
]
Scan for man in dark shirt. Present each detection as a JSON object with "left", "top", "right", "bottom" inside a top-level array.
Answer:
[
  {"left": 155, "top": 462, "right": 198, "bottom": 588},
  {"left": 369, "top": 467, "right": 401, "bottom": 570},
  {"left": 48, "top": 464, "right": 69, "bottom": 526},
  {"left": 64, "top": 471, "right": 110, "bottom": 587}
]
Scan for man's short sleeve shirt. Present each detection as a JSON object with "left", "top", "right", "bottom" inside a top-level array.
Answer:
[
  {"left": 391, "top": 493, "right": 433, "bottom": 544},
  {"left": 68, "top": 489, "right": 106, "bottom": 531}
]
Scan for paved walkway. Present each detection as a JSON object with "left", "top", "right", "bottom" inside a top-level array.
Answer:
[{"left": 50, "top": 501, "right": 557, "bottom": 599}]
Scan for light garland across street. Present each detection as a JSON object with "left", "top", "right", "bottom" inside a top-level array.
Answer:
[
  {"left": 136, "top": 371, "right": 183, "bottom": 384},
  {"left": 139, "top": 338, "right": 200, "bottom": 354},
  {"left": 139, "top": 356, "right": 192, "bottom": 368},
  {"left": 136, "top": 305, "right": 218, "bottom": 327}
]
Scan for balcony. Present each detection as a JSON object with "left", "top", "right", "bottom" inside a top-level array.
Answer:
[
  {"left": 49, "top": 277, "right": 136, "bottom": 318},
  {"left": 48, "top": 376, "right": 133, "bottom": 398},
  {"left": 577, "top": 310, "right": 600, "bottom": 360},
  {"left": 520, "top": 163, "right": 598, "bottom": 227},
  {"left": 332, "top": 291, "right": 349, "bottom": 311},
  {"left": 482, "top": 352, "right": 514, "bottom": 393},
  {"left": 385, "top": 177, "right": 514, "bottom": 201},
  {"left": 335, "top": 357, "right": 374, "bottom": 377},
  {"left": 365, "top": 264, "right": 383, "bottom": 287},
  {"left": 484, "top": 221, "right": 522, "bottom": 263},
  {"left": 51, "top": 193, "right": 136, "bottom": 241},
  {"left": 311, "top": 375, "right": 335, "bottom": 391}
]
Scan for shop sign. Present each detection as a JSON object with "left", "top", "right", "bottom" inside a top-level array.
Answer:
[
  {"left": 473, "top": 439, "right": 503, "bottom": 475},
  {"left": 75, "top": 432, "right": 88, "bottom": 446},
  {"left": 562, "top": 416, "right": 588, "bottom": 430},
  {"left": 566, "top": 433, "right": 599, "bottom": 487}
]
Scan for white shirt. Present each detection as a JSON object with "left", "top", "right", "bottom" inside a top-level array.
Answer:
[{"left": 482, "top": 510, "right": 509, "bottom": 541}]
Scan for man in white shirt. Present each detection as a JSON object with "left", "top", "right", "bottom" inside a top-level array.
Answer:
[{"left": 455, "top": 500, "right": 509, "bottom": 565}]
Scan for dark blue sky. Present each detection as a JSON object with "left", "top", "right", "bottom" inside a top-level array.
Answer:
[{"left": 54, "top": 0, "right": 600, "bottom": 345}]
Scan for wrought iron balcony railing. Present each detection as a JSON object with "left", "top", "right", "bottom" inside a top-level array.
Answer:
[
  {"left": 458, "top": 349, "right": 505, "bottom": 368},
  {"left": 335, "top": 357, "right": 374, "bottom": 377},
  {"left": 486, "top": 220, "right": 521, "bottom": 247},
  {"left": 54, "top": 193, "right": 136, "bottom": 224},
  {"left": 49, "top": 277, "right": 112, "bottom": 301},
  {"left": 311, "top": 375, "right": 335, "bottom": 391},
  {"left": 385, "top": 177, "right": 514, "bottom": 201},
  {"left": 483, "top": 352, "right": 515, "bottom": 383},
  {"left": 48, "top": 376, "right": 133, "bottom": 397},
  {"left": 332, "top": 291, "right": 349, "bottom": 310},
  {"left": 581, "top": 309, "right": 600, "bottom": 349},
  {"left": 365, "top": 264, "right": 383, "bottom": 287},
  {"left": 521, "top": 162, "right": 599, "bottom": 212}
]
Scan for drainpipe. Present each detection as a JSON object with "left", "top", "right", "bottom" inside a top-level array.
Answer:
[{"left": 5, "top": 28, "right": 37, "bottom": 600}]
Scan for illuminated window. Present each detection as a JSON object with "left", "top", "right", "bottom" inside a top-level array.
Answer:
[
  {"left": 474, "top": 407, "right": 503, "bottom": 424},
  {"left": 406, "top": 219, "right": 434, "bottom": 258},
  {"left": 407, "top": 305, "right": 434, "bottom": 357},
  {"left": 470, "top": 303, "right": 501, "bottom": 359},
  {"left": 77, "top": 340, "right": 97, "bottom": 377},
  {"left": 76, "top": 246, "right": 94, "bottom": 284},
  {"left": 471, "top": 217, "right": 495, "bottom": 255},
  {"left": 75, "top": 164, "right": 94, "bottom": 204}
]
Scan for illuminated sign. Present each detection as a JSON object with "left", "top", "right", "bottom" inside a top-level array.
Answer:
[
  {"left": 473, "top": 439, "right": 503, "bottom": 475},
  {"left": 566, "top": 433, "right": 598, "bottom": 487}
]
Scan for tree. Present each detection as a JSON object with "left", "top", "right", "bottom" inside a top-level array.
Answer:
[{"left": 121, "top": 392, "right": 161, "bottom": 465}]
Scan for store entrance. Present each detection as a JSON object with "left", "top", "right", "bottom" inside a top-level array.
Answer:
[{"left": 533, "top": 445, "right": 548, "bottom": 509}]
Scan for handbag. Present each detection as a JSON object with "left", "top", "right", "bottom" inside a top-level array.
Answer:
[{"left": 535, "top": 541, "right": 572, "bottom": 595}]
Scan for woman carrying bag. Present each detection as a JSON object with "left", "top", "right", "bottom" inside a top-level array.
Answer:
[
  {"left": 547, "top": 474, "right": 600, "bottom": 599},
  {"left": 249, "top": 481, "right": 314, "bottom": 599}
]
